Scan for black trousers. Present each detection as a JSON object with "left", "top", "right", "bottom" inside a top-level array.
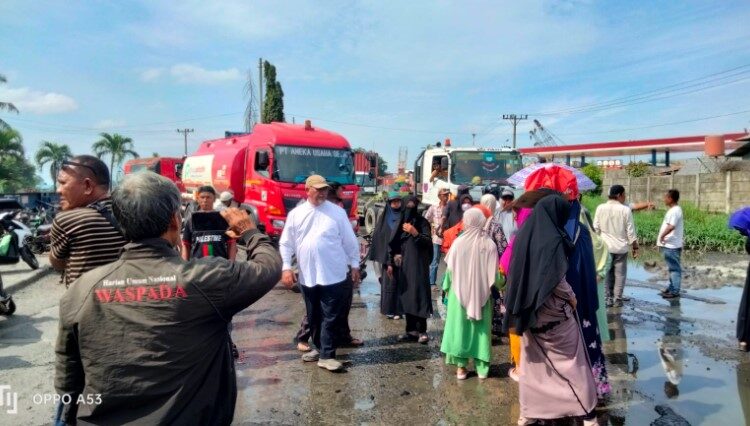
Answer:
[
  {"left": 296, "top": 277, "right": 354, "bottom": 345},
  {"left": 300, "top": 280, "right": 347, "bottom": 359},
  {"left": 405, "top": 313, "right": 427, "bottom": 334}
]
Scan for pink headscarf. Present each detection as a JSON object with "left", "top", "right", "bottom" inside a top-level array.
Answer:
[{"left": 499, "top": 207, "right": 533, "bottom": 275}]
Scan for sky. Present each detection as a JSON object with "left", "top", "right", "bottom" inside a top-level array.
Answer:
[{"left": 2, "top": 0, "right": 750, "bottom": 183}]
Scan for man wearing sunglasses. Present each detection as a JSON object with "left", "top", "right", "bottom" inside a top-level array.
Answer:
[{"left": 49, "top": 155, "right": 127, "bottom": 288}]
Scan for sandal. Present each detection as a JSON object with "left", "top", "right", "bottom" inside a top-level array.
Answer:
[
  {"left": 397, "top": 333, "right": 418, "bottom": 342},
  {"left": 347, "top": 338, "right": 365, "bottom": 347},
  {"left": 509, "top": 367, "right": 520, "bottom": 382},
  {"left": 740, "top": 342, "right": 748, "bottom": 352},
  {"left": 418, "top": 334, "right": 429, "bottom": 344},
  {"left": 456, "top": 368, "right": 468, "bottom": 380}
]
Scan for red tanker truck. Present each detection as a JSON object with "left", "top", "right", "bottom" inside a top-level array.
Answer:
[{"left": 181, "top": 121, "right": 359, "bottom": 240}]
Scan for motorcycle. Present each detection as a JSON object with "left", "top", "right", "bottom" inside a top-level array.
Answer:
[{"left": 0, "top": 210, "right": 40, "bottom": 270}]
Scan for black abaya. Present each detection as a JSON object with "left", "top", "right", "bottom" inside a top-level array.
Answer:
[
  {"left": 370, "top": 203, "right": 404, "bottom": 316},
  {"left": 391, "top": 201, "right": 433, "bottom": 319}
]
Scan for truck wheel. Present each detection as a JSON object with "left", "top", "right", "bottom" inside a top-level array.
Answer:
[{"left": 365, "top": 208, "right": 377, "bottom": 234}]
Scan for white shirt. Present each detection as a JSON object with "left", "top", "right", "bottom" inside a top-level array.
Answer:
[
  {"left": 279, "top": 200, "right": 360, "bottom": 287},
  {"left": 657, "top": 205, "right": 684, "bottom": 249},
  {"left": 593, "top": 200, "right": 637, "bottom": 254}
]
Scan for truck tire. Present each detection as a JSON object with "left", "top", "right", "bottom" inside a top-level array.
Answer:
[{"left": 364, "top": 208, "right": 378, "bottom": 234}]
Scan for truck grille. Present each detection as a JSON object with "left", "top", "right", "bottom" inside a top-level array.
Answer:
[{"left": 282, "top": 196, "right": 303, "bottom": 214}]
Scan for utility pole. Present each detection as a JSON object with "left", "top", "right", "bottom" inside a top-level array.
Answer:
[
  {"left": 176, "top": 128, "right": 194, "bottom": 156},
  {"left": 502, "top": 114, "right": 528, "bottom": 149},
  {"left": 471, "top": 132, "right": 476, "bottom": 146},
  {"left": 258, "top": 58, "right": 264, "bottom": 122}
]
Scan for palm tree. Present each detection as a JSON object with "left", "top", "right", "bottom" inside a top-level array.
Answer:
[
  {"left": 0, "top": 74, "right": 20, "bottom": 130},
  {"left": 0, "top": 127, "right": 24, "bottom": 160},
  {"left": 35, "top": 141, "right": 72, "bottom": 189},
  {"left": 92, "top": 133, "right": 138, "bottom": 183},
  {"left": 92, "top": 132, "right": 139, "bottom": 184}
]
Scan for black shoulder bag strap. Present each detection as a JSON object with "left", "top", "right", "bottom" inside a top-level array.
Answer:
[{"left": 89, "top": 200, "right": 125, "bottom": 238}]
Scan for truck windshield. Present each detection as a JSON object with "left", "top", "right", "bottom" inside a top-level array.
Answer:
[
  {"left": 274, "top": 145, "right": 355, "bottom": 184},
  {"left": 450, "top": 151, "right": 522, "bottom": 185},
  {"left": 355, "top": 172, "right": 375, "bottom": 187},
  {"left": 130, "top": 161, "right": 160, "bottom": 174}
]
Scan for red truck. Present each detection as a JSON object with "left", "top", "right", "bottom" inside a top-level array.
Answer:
[
  {"left": 123, "top": 157, "right": 185, "bottom": 192},
  {"left": 181, "top": 121, "right": 359, "bottom": 240}
]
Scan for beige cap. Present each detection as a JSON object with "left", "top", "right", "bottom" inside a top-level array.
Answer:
[{"left": 305, "top": 175, "right": 330, "bottom": 189}]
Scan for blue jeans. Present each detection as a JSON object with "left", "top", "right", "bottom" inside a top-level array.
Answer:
[
  {"left": 660, "top": 247, "right": 682, "bottom": 294},
  {"left": 429, "top": 243, "right": 441, "bottom": 286}
]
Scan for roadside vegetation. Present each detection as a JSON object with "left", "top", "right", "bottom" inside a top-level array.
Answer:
[{"left": 582, "top": 194, "right": 745, "bottom": 253}]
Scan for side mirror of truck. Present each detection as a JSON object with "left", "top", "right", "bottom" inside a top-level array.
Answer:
[
  {"left": 368, "top": 155, "right": 377, "bottom": 168},
  {"left": 256, "top": 151, "right": 270, "bottom": 170},
  {"left": 368, "top": 170, "right": 375, "bottom": 179},
  {"left": 440, "top": 157, "right": 449, "bottom": 170}
]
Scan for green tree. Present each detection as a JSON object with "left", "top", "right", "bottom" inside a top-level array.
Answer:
[
  {"left": 261, "top": 61, "right": 285, "bottom": 123},
  {"left": 625, "top": 161, "right": 651, "bottom": 178},
  {"left": 152, "top": 152, "right": 159, "bottom": 157},
  {"left": 0, "top": 74, "right": 19, "bottom": 130},
  {"left": 580, "top": 163, "right": 603, "bottom": 193},
  {"left": 0, "top": 128, "right": 40, "bottom": 192},
  {"left": 0, "top": 127, "right": 24, "bottom": 160},
  {"left": 92, "top": 132, "right": 139, "bottom": 183},
  {"left": 35, "top": 141, "right": 72, "bottom": 190}
]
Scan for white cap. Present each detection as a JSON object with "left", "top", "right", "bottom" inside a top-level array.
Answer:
[{"left": 219, "top": 191, "right": 233, "bottom": 202}]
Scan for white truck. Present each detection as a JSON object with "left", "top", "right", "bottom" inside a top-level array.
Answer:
[{"left": 360, "top": 144, "right": 523, "bottom": 234}]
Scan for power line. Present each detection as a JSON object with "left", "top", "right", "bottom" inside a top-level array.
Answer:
[
  {"left": 554, "top": 108, "right": 750, "bottom": 136},
  {"left": 529, "top": 63, "right": 750, "bottom": 116}
]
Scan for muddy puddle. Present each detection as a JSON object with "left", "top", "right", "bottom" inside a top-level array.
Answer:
[{"left": 604, "top": 258, "right": 750, "bottom": 425}]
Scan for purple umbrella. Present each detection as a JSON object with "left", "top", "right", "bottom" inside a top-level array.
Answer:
[
  {"left": 729, "top": 207, "right": 750, "bottom": 236},
  {"left": 507, "top": 163, "right": 597, "bottom": 191}
]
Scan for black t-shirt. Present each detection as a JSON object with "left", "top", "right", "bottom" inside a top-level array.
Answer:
[{"left": 182, "top": 211, "right": 232, "bottom": 259}]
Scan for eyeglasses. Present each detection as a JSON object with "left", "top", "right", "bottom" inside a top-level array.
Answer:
[{"left": 61, "top": 160, "right": 97, "bottom": 175}]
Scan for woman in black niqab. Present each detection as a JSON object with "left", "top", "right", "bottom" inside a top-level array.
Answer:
[
  {"left": 503, "top": 193, "right": 573, "bottom": 334},
  {"left": 370, "top": 194, "right": 405, "bottom": 317}
]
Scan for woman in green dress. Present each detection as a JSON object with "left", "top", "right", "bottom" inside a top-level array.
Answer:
[{"left": 440, "top": 207, "right": 502, "bottom": 380}]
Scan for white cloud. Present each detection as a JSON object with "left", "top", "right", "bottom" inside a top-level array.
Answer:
[
  {"left": 140, "top": 67, "right": 164, "bottom": 82},
  {"left": 0, "top": 87, "right": 77, "bottom": 114},
  {"left": 169, "top": 64, "right": 241, "bottom": 84},
  {"left": 139, "top": 64, "right": 241, "bottom": 84},
  {"left": 93, "top": 119, "right": 126, "bottom": 129}
]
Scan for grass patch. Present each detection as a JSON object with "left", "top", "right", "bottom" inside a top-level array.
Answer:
[{"left": 581, "top": 194, "right": 745, "bottom": 253}]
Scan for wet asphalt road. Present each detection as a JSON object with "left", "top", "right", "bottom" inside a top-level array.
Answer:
[
  {"left": 3, "top": 254, "right": 750, "bottom": 425},
  {"left": 231, "top": 264, "right": 520, "bottom": 425}
]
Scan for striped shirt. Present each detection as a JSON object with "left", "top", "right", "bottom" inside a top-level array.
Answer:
[{"left": 50, "top": 198, "right": 128, "bottom": 287}]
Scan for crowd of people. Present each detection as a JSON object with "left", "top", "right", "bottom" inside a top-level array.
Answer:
[
  {"left": 364, "top": 170, "right": 695, "bottom": 425},
  {"left": 41, "top": 153, "right": 750, "bottom": 425}
]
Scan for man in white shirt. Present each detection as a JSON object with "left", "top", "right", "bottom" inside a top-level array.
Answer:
[
  {"left": 657, "top": 189, "right": 684, "bottom": 299},
  {"left": 279, "top": 175, "right": 360, "bottom": 371},
  {"left": 593, "top": 184, "right": 639, "bottom": 308}
]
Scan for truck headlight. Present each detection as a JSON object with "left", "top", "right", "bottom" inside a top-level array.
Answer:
[{"left": 272, "top": 220, "right": 285, "bottom": 229}]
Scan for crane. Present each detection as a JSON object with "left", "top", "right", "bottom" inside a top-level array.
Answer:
[{"left": 529, "top": 119, "right": 565, "bottom": 147}]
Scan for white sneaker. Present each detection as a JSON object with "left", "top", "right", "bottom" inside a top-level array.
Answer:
[
  {"left": 317, "top": 358, "right": 344, "bottom": 371},
  {"left": 301, "top": 350, "right": 319, "bottom": 362}
]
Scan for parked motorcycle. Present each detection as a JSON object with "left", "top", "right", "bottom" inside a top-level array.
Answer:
[{"left": 0, "top": 211, "right": 40, "bottom": 270}]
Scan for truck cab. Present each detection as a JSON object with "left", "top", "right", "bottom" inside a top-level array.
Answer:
[
  {"left": 181, "top": 122, "right": 359, "bottom": 241},
  {"left": 414, "top": 146, "right": 523, "bottom": 205},
  {"left": 123, "top": 157, "right": 185, "bottom": 192}
]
